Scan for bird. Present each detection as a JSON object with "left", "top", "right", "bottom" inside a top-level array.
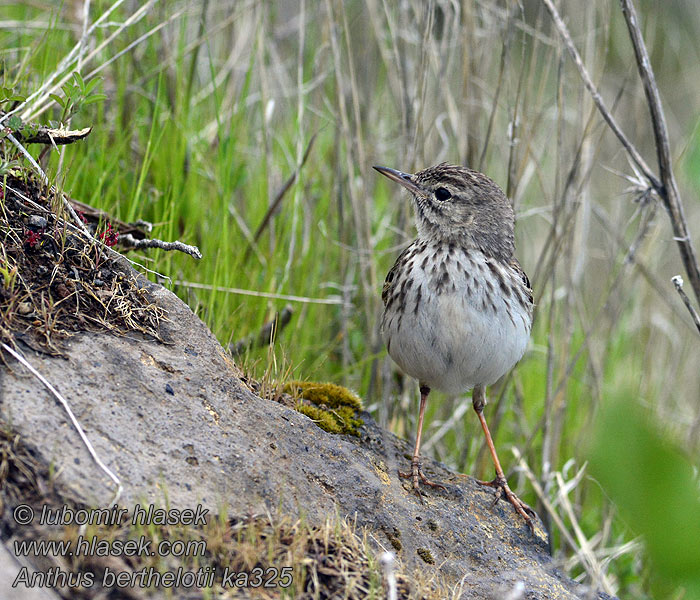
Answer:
[{"left": 374, "top": 162, "right": 536, "bottom": 528}]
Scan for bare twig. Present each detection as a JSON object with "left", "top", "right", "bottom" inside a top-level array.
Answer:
[
  {"left": 68, "top": 197, "right": 153, "bottom": 237},
  {"left": 672, "top": 276, "right": 700, "bottom": 335},
  {"left": 1, "top": 342, "right": 123, "bottom": 505},
  {"left": 619, "top": 0, "right": 700, "bottom": 306},
  {"left": 174, "top": 280, "right": 346, "bottom": 306},
  {"left": 542, "top": 0, "right": 700, "bottom": 309},
  {"left": 6, "top": 121, "right": 92, "bottom": 145},
  {"left": 540, "top": 0, "right": 659, "bottom": 190},
  {"left": 119, "top": 233, "right": 202, "bottom": 259},
  {"left": 229, "top": 305, "right": 293, "bottom": 356}
]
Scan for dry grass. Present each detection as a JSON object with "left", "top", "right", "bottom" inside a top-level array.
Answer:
[{"left": 0, "top": 167, "right": 165, "bottom": 356}]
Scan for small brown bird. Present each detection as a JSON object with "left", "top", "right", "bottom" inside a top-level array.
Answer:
[{"left": 375, "top": 163, "right": 535, "bottom": 528}]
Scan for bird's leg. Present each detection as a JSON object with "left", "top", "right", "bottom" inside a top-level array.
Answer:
[
  {"left": 399, "top": 385, "right": 446, "bottom": 493},
  {"left": 472, "top": 385, "right": 536, "bottom": 531}
]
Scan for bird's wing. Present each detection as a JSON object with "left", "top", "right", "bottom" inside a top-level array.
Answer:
[
  {"left": 382, "top": 243, "right": 415, "bottom": 306},
  {"left": 509, "top": 257, "right": 534, "bottom": 308}
]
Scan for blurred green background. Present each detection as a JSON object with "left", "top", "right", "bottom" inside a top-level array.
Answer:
[{"left": 2, "top": 1, "right": 700, "bottom": 597}]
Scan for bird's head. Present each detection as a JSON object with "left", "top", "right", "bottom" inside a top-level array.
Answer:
[{"left": 374, "top": 163, "right": 515, "bottom": 259}]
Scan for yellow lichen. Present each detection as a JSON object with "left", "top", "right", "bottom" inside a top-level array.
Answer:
[{"left": 285, "top": 381, "right": 364, "bottom": 436}]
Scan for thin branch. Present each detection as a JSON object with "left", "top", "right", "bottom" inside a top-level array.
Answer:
[
  {"left": 2, "top": 342, "right": 123, "bottom": 505},
  {"left": 619, "top": 0, "right": 700, "bottom": 307},
  {"left": 542, "top": 0, "right": 700, "bottom": 311},
  {"left": 119, "top": 233, "right": 202, "bottom": 259},
  {"left": 541, "top": 0, "right": 660, "bottom": 190},
  {"left": 175, "top": 280, "right": 346, "bottom": 306},
  {"left": 6, "top": 122, "right": 92, "bottom": 145},
  {"left": 672, "top": 276, "right": 700, "bottom": 335}
]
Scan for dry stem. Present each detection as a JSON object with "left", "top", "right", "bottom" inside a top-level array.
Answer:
[{"left": 542, "top": 0, "right": 700, "bottom": 310}]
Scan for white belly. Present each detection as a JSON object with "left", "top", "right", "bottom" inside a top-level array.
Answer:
[{"left": 381, "top": 248, "right": 530, "bottom": 395}]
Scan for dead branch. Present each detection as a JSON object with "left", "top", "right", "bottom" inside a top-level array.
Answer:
[
  {"left": 119, "top": 233, "right": 202, "bottom": 259},
  {"left": 542, "top": 0, "right": 700, "bottom": 310},
  {"left": 672, "top": 276, "right": 700, "bottom": 335},
  {"left": 619, "top": 0, "right": 700, "bottom": 307},
  {"left": 540, "top": 0, "right": 659, "bottom": 190},
  {"left": 9, "top": 122, "right": 92, "bottom": 146},
  {"left": 68, "top": 196, "right": 153, "bottom": 238}
]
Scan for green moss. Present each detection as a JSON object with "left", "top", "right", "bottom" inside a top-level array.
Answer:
[
  {"left": 417, "top": 547, "right": 435, "bottom": 565},
  {"left": 286, "top": 381, "right": 364, "bottom": 436},
  {"left": 285, "top": 381, "right": 363, "bottom": 410},
  {"left": 382, "top": 526, "right": 402, "bottom": 551}
]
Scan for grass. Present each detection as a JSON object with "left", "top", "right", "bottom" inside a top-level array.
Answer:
[{"left": 2, "top": 1, "right": 700, "bottom": 598}]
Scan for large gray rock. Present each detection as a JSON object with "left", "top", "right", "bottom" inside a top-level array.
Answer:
[
  {"left": 0, "top": 260, "right": 611, "bottom": 599},
  {"left": 0, "top": 543, "right": 61, "bottom": 600}
]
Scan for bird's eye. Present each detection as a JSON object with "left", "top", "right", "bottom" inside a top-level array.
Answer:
[{"left": 434, "top": 187, "right": 451, "bottom": 201}]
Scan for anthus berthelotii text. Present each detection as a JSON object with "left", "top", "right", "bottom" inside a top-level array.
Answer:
[{"left": 375, "top": 163, "right": 535, "bottom": 529}]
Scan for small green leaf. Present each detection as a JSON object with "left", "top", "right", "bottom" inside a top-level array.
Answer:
[
  {"left": 72, "top": 71, "right": 85, "bottom": 89},
  {"left": 7, "top": 115, "right": 23, "bottom": 130},
  {"left": 49, "top": 93, "right": 65, "bottom": 108},
  {"left": 82, "top": 94, "right": 107, "bottom": 106},
  {"left": 84, "top": 77, "right": 101, "bottom": 94}
]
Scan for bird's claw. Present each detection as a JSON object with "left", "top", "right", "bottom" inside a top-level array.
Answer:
[
  {"left": 477, "top": 475, "right": 536, "bottom": 533},
  {"left": 399, "top": 458, "right": 447, "bottom": 497}
]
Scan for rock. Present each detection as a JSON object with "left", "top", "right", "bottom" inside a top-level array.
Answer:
[
  {"left": 27, "top": 215, "right": 48, "bottom": 229},
  {"left": 0, "top": 256, "right": 614, "bottom": 599},
  {"left": 0, "top": 544, "right": 61, "bottom": 600},
  {"left": 0, "top": 544, "right": 60, "bottom": 600}
]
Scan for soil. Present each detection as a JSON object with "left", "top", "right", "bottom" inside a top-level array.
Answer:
[{"left": 0, "top": 171, "right": 163, "bottom": 356}]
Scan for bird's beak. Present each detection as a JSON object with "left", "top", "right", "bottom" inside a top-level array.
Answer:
[{"left": 373, "top": 166, "right": 425, "bottom": 196}]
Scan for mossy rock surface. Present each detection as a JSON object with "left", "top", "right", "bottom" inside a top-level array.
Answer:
[{"left": 285, "top": 381, "right": 364, "bottom": 436}]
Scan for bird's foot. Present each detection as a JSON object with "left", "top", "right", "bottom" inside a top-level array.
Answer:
[
  {"left": 399, "top": 458, "right": 446, "bottom": 497},
  {"left": 477, "top": 475, "right": 536, "bottom": 533}
]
